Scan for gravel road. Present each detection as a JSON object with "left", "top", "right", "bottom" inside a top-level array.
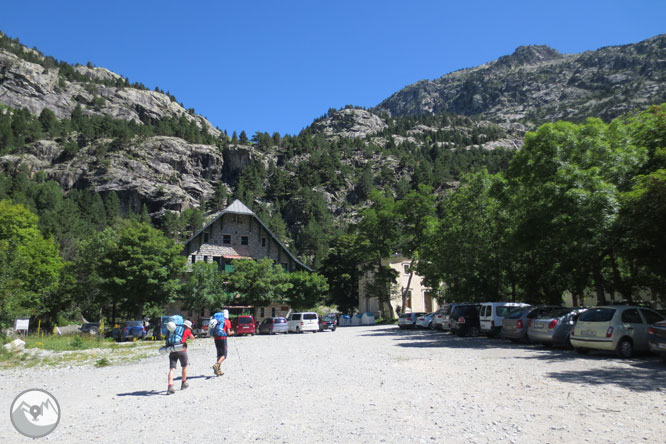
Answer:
[{"left": 2, "top": 325, "right": 665, "bottom": 443}]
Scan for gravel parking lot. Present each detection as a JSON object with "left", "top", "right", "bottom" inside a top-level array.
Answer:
[{"left": 1, "top": 325, "right": 665, "bottom": 443}]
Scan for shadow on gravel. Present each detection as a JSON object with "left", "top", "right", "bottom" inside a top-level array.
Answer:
[
  {"left": 116, "top": 390, "right": 164, "bottom": 397},
  {"left": 546, "top": 359, "right": 666, "bottom": 392}
]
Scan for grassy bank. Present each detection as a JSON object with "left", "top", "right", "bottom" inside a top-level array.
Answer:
[{"left": 1, "top": 334, "right": 157, "bottom": 369}]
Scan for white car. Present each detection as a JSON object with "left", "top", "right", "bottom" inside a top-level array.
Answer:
[
  {"left": 479, "top": 302, "right": 530, "bottom": 338},
  {"left": 415, "top": 312, "right": 435, "bottom": 329},
  {"left": 287, "top": 312, "right": 319, "bottom": 333}
]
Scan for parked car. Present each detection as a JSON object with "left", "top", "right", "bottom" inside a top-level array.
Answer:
[
  {"left": 571, "top": 306, "right": 666, "bottom": 358},
  {"left": 527, "top": 307, "right": 586, "bottom": 348},
  {"left": 501, "top": 305, "right": 560, "bottom": 343},
  {"left": 258, "top": 317, "right": 288, "bottom": 335},
  {"left": 287, "top": 312, "right": 319, "bottom": 333},
  {"left": 438, "top": 303, "right": 463, "bottom": 332},
  {"left": 479, "top": 302, "right": 530, "bottom": 337},
  {"left": 79, "top": 322, "right": 100, "bottom": 335},
  {"left": 397, "top": 312, "right": 425, "bottom": 329},
  {"left": 194, "top": 318, "right": 211, "bottom": 338},
  {"left": 449, "top": 304, "right": 481, "bottom": 337},
  {"left": 432, "top": 306, "right": 450, "bottom": 330},
  {"left": 116, "top": 320, "right": 146, "bottom": 342},
  {"left": 231, "top": 315, "right": 256, "bottom": 336},
  {"left": 323, "top": 313, "right": 338, "bottom": 326},
  {"left": 648, "top": 320, "right": 666, "bottom": 361},
  {"left": 416, "top": 312, "right": 435, "bottom": 329},
  {"left": 319, "top": 316, "right": 337, "bottom": 331}
]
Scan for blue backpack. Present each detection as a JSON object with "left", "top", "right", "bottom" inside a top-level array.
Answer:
[
  {"left": 211, "top": 312, "right": 226, "bottom": 337},
  {"left": 165, "top": 315, "right": 185, "bottom": 346}
]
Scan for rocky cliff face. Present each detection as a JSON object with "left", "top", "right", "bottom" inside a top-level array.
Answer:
[
  {"left": 375, "top": 34, "right": 666, "bottom": 124},
  {"left": 0, "top": 49, "right": 220, "bottom": 137},
  {"left": 0, "top": 135, "right": 263, "bottom": 216},
  {"left": 309, "top": 108, "right": 388, "bottom": 139}
]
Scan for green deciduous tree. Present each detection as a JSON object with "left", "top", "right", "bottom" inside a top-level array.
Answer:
[
  {"left": 0, "top": 200, "right": 63, "bottom": 326},
  {"left": 285, "top": 271, "right": 329, "bottom": 310},
  {"left": 222, "top": 258, "right": 292, "bottom": 307},
  {"left": 97, "top": 220, "right": 185, "bottom": 320}
]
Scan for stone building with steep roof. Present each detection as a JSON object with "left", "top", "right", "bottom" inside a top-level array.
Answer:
[{"left": 183, "top": 199, "right": 311, "bottom": 272}]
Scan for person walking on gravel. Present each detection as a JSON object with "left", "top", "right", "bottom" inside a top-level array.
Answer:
[
  {"left": 167, "top": 319, "right": 194, "bottom": 394},
  {"left": 212, "top": 310, "right": 232, "bottom": 376}
]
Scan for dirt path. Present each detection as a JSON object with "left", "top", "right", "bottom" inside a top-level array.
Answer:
[{"left": 1, "top": 325, "right": 665, "bottom": 443}]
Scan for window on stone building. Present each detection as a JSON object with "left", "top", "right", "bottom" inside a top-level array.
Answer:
[
  {"left": 262, "top": 237, "right": 266, "bottom": 247},
  {"left": 191, "top": 255, "right": 196, "bottom": 263},
  {"left": 241, "top": 236, "right": 249, "bottom": 245},
  {"left": 272, "top": 307, "right": 276, "bottom": 317},
  {"left": 203, "top": 233, "right": 209, "bottom": 243},
  {"left": 223, "top": 234, "right": 231, "bottom": 244},
  {"left": 203, "top": 255, "right": 208, "bottom": 263},
  {"left": 260, "top": 307, "right": 265, "bottom": 317},
  {"left": 403, "top": 264, "right": 410, "bottom": 274}
]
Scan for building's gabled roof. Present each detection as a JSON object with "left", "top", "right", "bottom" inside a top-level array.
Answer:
[{"left": 184, "top": 199, "right": 312, "bottom": 272}]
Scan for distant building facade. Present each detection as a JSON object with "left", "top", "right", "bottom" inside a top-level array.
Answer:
[{"left": 358, "top": 255, "right": 437, "bottom": 318}]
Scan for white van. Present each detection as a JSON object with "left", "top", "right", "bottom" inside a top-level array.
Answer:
[
  {"left": 479, "top": 302, "right": 530, "bottom": 337},
  {"left": 287, "top": 312, "right": 319, "bottom": 333}
]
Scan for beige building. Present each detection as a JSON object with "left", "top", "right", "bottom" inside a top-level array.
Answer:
[{"left": 358, "top": 255, "right": 437, "bottom": 318}]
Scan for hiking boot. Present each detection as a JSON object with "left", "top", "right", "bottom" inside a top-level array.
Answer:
[
  {"left": 213, "top": 363, "right": 223, "bottom": 376},
  {"left": 180, "top": 381, "right": 189, "bottom": 390},
  {"left": 167, "top": 385, "right": 176, "bottom": 395}
]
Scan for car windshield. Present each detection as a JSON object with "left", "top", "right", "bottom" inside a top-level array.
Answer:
[
  {"left": 496, "top": 306, "right": 519, "bottom": 317},
  {"left": 507, "top": 308, "right": 528, "bottom": 319},
  {"left": 451, "top": 306, "right": 476, "bottom": 317},
  {"left": 274, "top": 318, "right": 286, "bottom": 323},
  {"left": 578, "top": 308, "right": 616, "bottom": 322}
]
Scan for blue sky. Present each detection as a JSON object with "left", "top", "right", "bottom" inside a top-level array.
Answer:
[{"left": 1, "top": 1, "right": 664, "bottom": 136}]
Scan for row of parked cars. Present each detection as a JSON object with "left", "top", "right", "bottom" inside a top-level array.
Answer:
[
  {"left": 80, "top": 312, "right": 339, "bottom": 342},
  {"left": 399, "top": 302, "right": 666, "bottom": 360}
]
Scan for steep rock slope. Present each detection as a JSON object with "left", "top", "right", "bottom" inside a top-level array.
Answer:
[{"left": 375, "top": 34, "right": 666, "bottom": 124}]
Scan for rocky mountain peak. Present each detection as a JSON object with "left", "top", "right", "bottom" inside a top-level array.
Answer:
[
  {"left": 495, "top": 44, "right": 562, "bottom": 68},
  {"left": 309, "top": 108, "right": 387, "bottom": 139}
]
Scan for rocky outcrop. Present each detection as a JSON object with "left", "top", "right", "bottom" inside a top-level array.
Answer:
[
  {"left": 0, "top": 50, "right": 221, "bottom": 137},
  {"left": 0, "top": 136, "right": 227, "bottom": 216},
  {"left": 310, "top": 108, "right": 388, "bottom": 139},
  {"left": 375, "top": 34, "right": 666, "bottom": 124}
]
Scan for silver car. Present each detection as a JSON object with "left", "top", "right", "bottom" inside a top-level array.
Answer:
[
  {"left": 502, "top": 305, "right": 560, "bottom": 343},
  {"left": 398, "top": 312, "right": 425, "bottom": 329},
  {"left": 571, "top": 306, "right": 665, "bottom": 358},
  {"left": 527, "top": 307, "right": 587, "bottom": 348}
]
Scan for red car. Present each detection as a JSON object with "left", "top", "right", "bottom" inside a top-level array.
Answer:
[{"left": 231, "top": 316, "right": 256, "bottom": 336}]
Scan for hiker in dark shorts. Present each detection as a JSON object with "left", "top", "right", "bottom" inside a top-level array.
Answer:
[
  {"left": 213, "top": 310, "right": 232, "bottom": 376},
  {"left": 167, "top": 319, "right": 194, "bottom": 394}
]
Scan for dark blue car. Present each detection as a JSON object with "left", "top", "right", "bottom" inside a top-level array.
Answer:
[{"left": 117, "top": 320, "right": 146, "bottom": 342}]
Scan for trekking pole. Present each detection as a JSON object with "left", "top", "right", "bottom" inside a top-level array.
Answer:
[{"left": 232, "top": 335, "right": 245, "bottom": 373}]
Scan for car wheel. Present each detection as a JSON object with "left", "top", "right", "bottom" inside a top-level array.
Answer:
[
  {"left": 296, "top": 327, "right": 301, "bottom": 333},
  {"left": 616, "top": 338, "right": 633, "bottom": 359},
  {"left": 470, "top": 326, "right": 480, "bottom": 337},
  {"left": 332, "top": 326, "right": 336, "bottom": 332},
  {"left": 575, "top": 347, "right": 589, "bottom": 355},
  {"left": 509, "top": 338, "right": 520, "bottom": 343}
]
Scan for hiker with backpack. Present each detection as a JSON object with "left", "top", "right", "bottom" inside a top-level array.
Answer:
[
  {"left": 165, "top": 317, "right": 194, "bottom": 394},
  {"left": 210, "top": 310, "right": 231, "bottom": 376}
]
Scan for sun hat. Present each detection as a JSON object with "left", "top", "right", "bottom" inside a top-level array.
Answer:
[{"left": 184, "top": 320, "right": 193, "bottom": 329}]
